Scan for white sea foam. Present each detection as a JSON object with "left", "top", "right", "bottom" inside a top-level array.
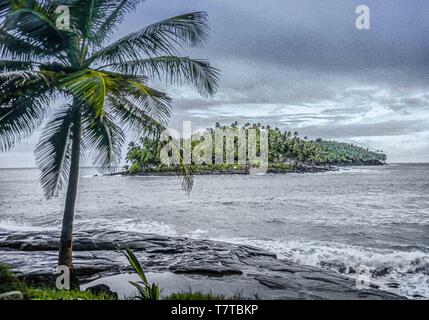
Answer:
[
  {"left": 1, "top": 166, "right": 428, "bottom": 299},
  {"left": 75, "top": 218, "right": 178, "bottom": 237},
  {"left": 0, "top": 219, "right": 54, "bottom": 232},
  {"left": 210, "top": 237, "right": 429, "bottom": 299},
  {"left": 329, "top": 167, "right": 378, "bottom": 174},
  {"left": 185, "top": 228, "right": 209, "bottom": 237}
]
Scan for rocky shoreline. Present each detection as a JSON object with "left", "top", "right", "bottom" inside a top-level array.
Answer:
[
  {"left": 0, "top": 229, "right": 402, "bottom": 299},
  {"left": 105, "top": 161, "right": 386, "bottom": 177},
  {"left": 109, "top": 165, "right": 335, "bottom": 177}
]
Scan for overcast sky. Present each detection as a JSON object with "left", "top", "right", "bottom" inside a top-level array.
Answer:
[{"left": 1, "top": 0, "right": 428, "bottom": 167}]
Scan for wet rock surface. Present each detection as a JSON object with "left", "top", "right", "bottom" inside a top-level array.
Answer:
[
  {"left": 85, "top": 284, "right": 118, "bottom": 299},
  {"left": 0, "top": 229, "right": 402, "bottom": 299},
  {"left": 0, "top": 291, "right": 23, "bottom": 300}
]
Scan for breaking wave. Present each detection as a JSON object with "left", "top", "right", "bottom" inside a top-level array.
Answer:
[{"left": 212, "top": 237, "right": 429, "bottom": 299}]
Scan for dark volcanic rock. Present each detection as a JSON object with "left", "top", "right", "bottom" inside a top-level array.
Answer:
[
  {"left": 0, "top": 229, "right": 402, "bottom": 300},
  {"left": 85, "top": 284, "right": 118, "bottom": 299},
  {"left": 169, "top": 263, "right": 243, "bottom": 276}
]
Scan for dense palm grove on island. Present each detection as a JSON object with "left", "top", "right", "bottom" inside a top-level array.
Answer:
[{"left": 125, "top": 122, "right": 387, "bottom": 175}]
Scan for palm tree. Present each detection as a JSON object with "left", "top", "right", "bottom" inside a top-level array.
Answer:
[{"left": 0, "top": 0, "right": 219, "bottom": 282}]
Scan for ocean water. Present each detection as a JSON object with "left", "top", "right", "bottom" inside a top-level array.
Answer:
[{"left": 0, "top": 164, "right": 428, "bottom": 299}]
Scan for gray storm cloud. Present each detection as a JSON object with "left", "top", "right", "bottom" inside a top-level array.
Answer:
[{"left": 1, "top": 0, "right": 428, "bottom": 166}]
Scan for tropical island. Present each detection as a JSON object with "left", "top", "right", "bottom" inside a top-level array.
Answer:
[
  {"left": 0, "top": 0, "right": 405, "bottom": 304},
  {"left": 124, "top": 122, "right": 387, "bottom": 176}
]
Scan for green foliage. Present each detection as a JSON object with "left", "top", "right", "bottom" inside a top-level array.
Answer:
[
  {"left": 0, "top": 263, "right": 25, "bottom": 294},
  {"left": 164, "top": 290, "right": 225, "bottom": 300},
  {"left": 315, "top": 140, "right": 387, "bottom": 164},
  {"left": 163, "top": 289, "right": 248, "bottom": 300},
  {"left": 126, "top": 122, "right": 387, "bottom": 173},
  {"left": 26, "top": 288, "right": 115, "bottom": 300},
  {"left": 126, "top": 137, "right": 162, "bottom": 172},
  {"left": 0, "top": 263, "right": 114, "bottom": 300},
  {"left": 121, "top": 246, "right": 160, "bottom": 300},
  {"left": 0, "top": 0, "right": 219, "bottom": 198}
]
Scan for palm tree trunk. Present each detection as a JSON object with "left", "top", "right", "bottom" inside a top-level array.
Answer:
[{"left": 58, "top": 110, "right": 81, "bottom": 288}]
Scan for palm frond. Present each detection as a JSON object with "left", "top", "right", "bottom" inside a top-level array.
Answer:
[
  {"left": 0, "top": 69, "right": 56, "bottom": 108},
  {"left": 0, "top": 70, "right": 48, "bottom": 88},
  {"left": 0, "top": 3, "right": 212, "bottom": 197},
  {"left": 93, "top": 0, "right": 144, "bottom": 46},
  {"left": 0, "top": 60, "right": 36, "bottom": 72},
  {"left": 110, "top": 56, "right": 220, "bottom": 96},
  {"left": 0, "top": 29, "right": 65, "bottom": 62},
  {"left": 35, "top": 105, "right": 75, "bottom": 199},
  {"left": 121, "top": 246, "right": 148, "bottom": 285},
  {"left": 87, "top": 12, "right": 210, "bottom": 65},
  {"left": 64, "top": 0, "right": 144, "bottom": 47},
  {"left": 82, "top": 109, "right": 125, "bottom": 172},
  {"left": 0, "top": 0, "right": 13, "bottom": 20},
  {"left": 0, "top": 78, "right": 52, "bottom": 151},
  {"left": 2, "top": 1, "right": 78, "bottom": 63},
  {"left": 107, "top": 94, "right": 193, "bottom": 192},
  {"left": 107, "top": 90, "right": 168, "bottom": 137},
  {"left": 60, "top": 69, "right": 114, "bottom": 117},
  {"left": 126, "top": 80, "right": 172, "bottom": 123},
  {"left": 120, "top": 246, "right": 160, "bottom": 300}
]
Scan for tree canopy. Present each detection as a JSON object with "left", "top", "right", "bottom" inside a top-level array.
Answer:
[{"left": 126, "top": 122, "right": 386, "bottom": 173}]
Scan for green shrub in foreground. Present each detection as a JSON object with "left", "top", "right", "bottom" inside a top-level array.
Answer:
[
  {"left": 26, "top": 288, "right": 114, "bottom": 300},
  {"left": 121, "top": 246, "right": 160, "bottom": 300},
  {"left": 1, "top": 263, "right": 114, "bottom": 300},
  {"left": 2, "top": 262, "right": 242, "bottom": 300},
  {"left": 164, "top": 291, "right": 225, "bottom": 300},
  {"left": 0, "top": 263, "right": 25, "bottom": 294}
]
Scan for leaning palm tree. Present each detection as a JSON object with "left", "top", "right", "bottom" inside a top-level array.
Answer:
[{"left": 0, "top": 0, "right": 219, "bottom": 280}]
